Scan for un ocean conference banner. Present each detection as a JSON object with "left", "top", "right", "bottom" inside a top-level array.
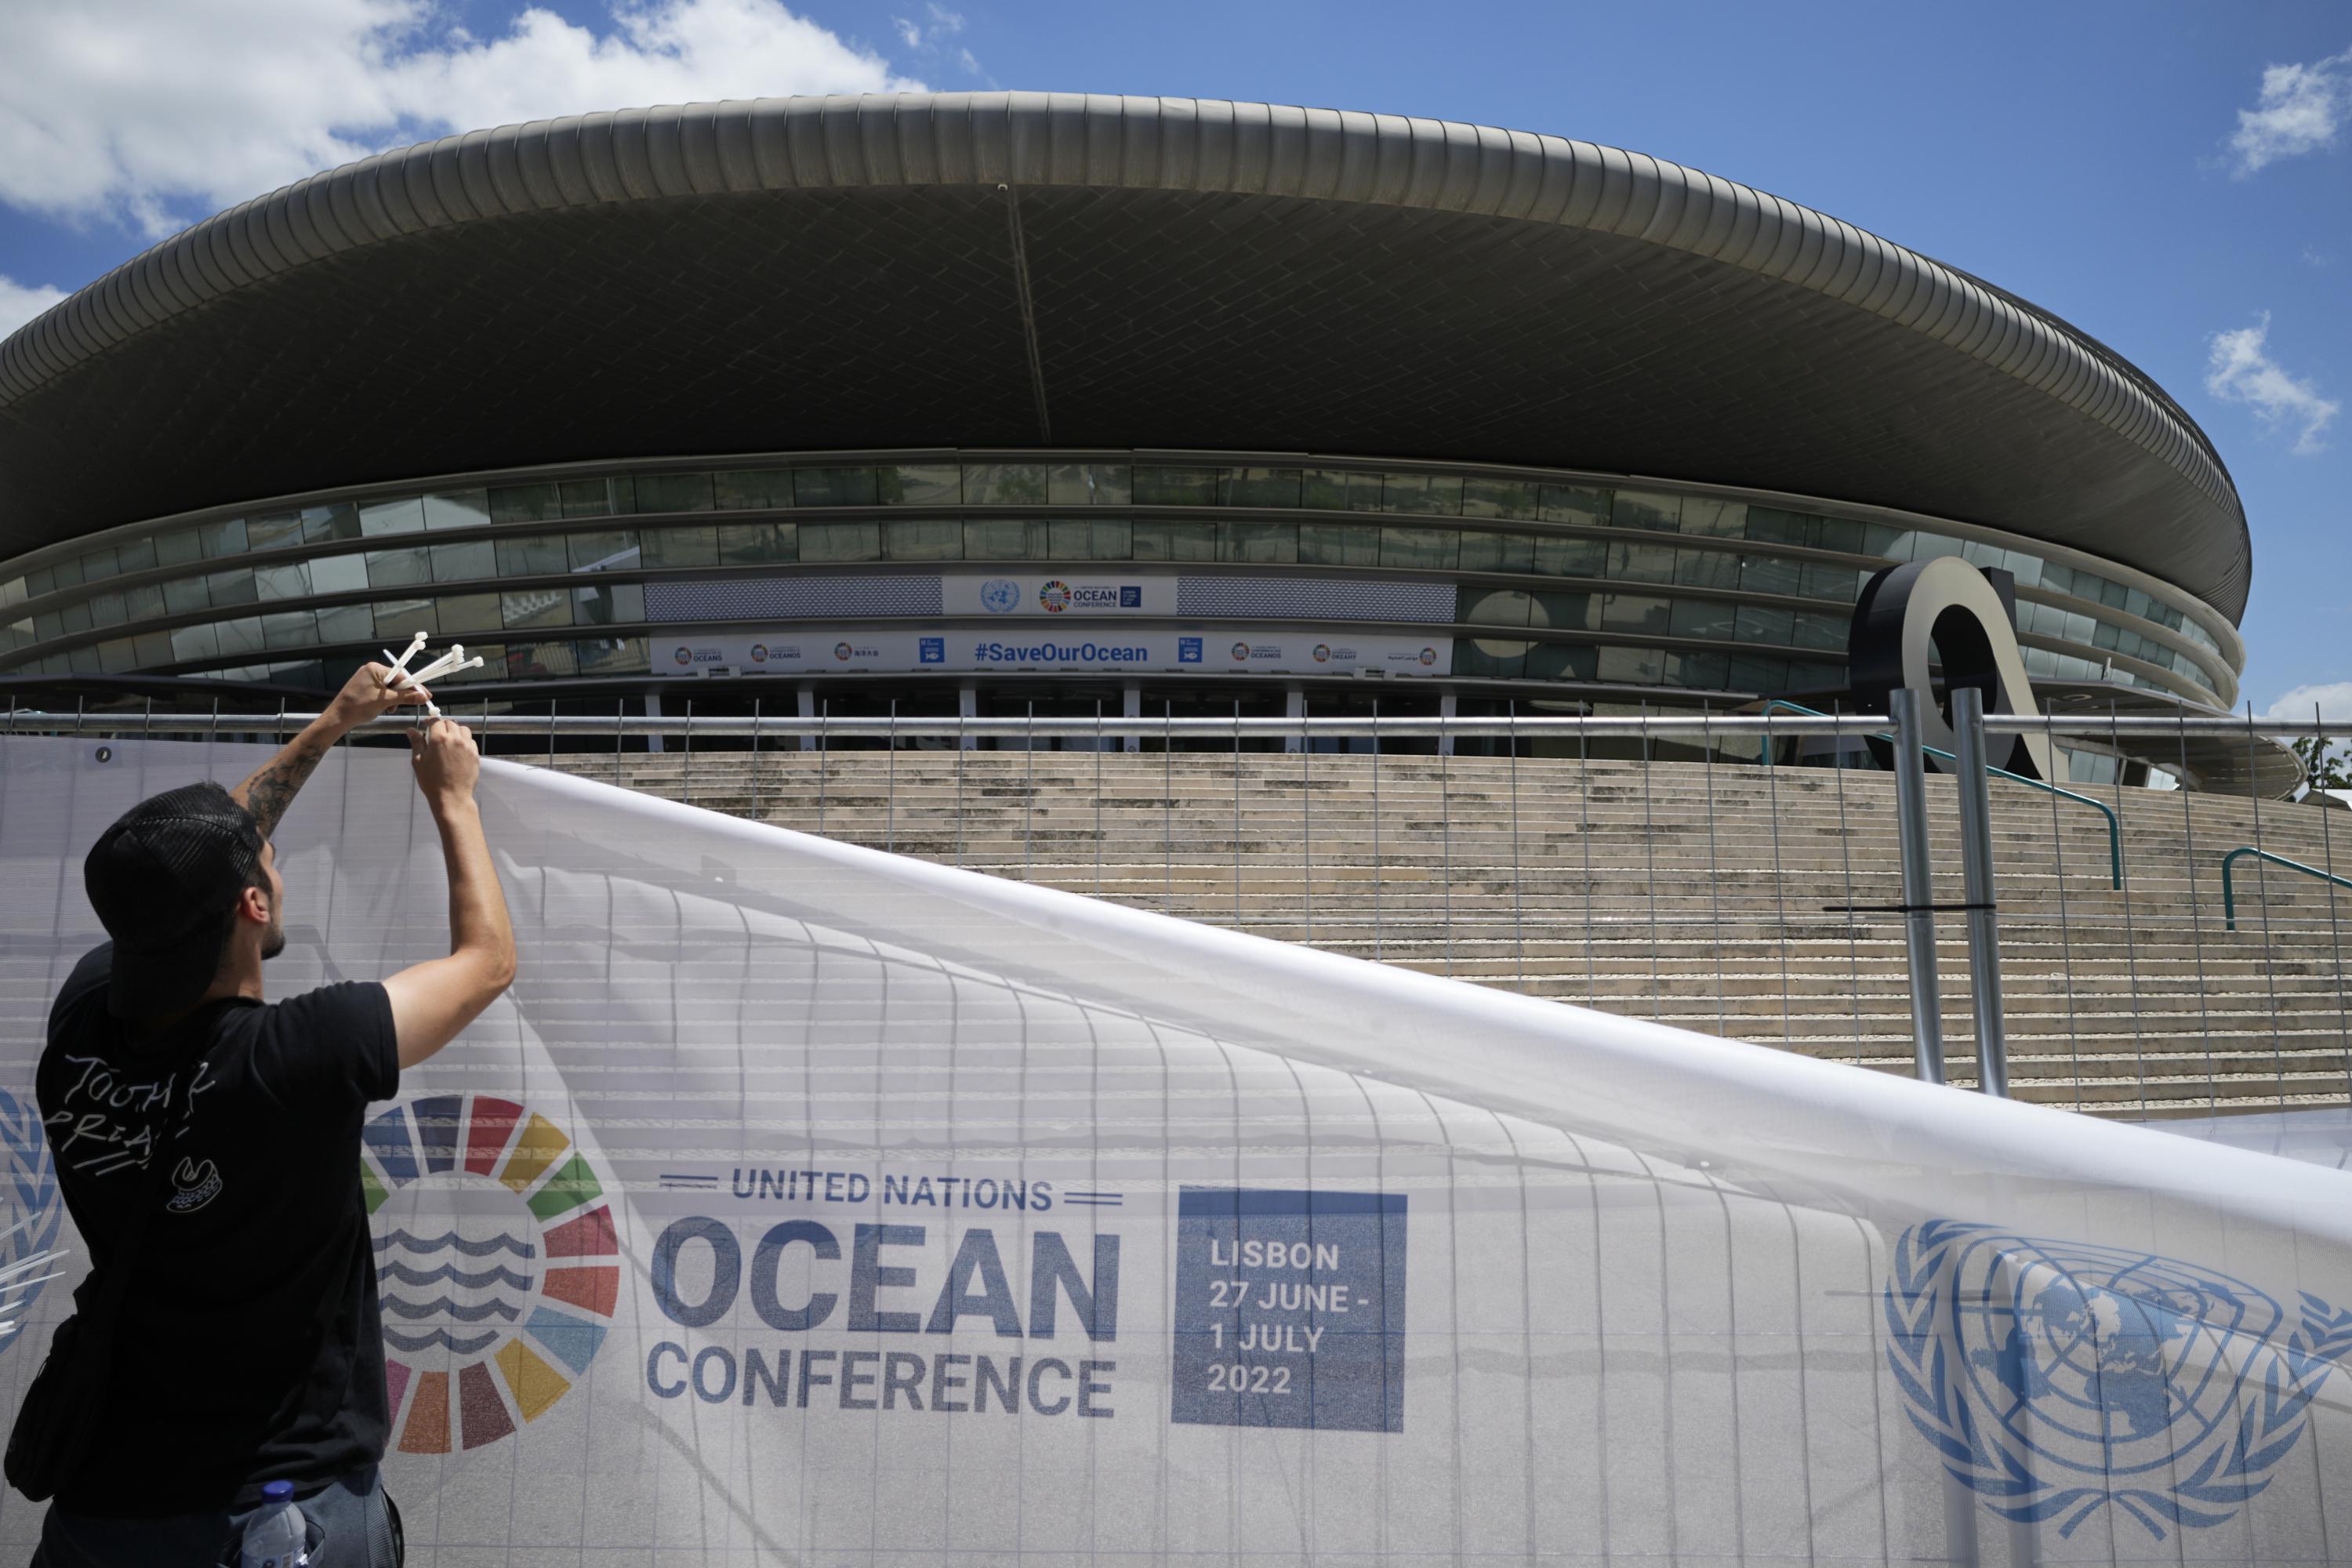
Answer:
[
  {"left": 4, "top": 736, "right": 2352, "bottom": 1565},
  {"left": 656, "top": 625, "right": 1454, "bottom": 678}
]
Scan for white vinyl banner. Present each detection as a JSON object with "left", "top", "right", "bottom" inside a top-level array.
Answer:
[
  {"left": 3, "top": 736, "right": 2350, "bottom": 1564},
  {"left": 656, "top": 626, "right": 1454, "bottom": 677}
]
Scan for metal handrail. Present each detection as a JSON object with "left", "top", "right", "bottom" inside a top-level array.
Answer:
[
  {"left": 2220, "top": 847, "right": 2352, "bottom": 931},
  {"left": 1754, "top": 699, "right": 2122, "bottom": 890}
]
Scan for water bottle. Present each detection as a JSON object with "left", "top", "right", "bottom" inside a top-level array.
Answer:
[{"left": 241, "top": 1479, "right": 307, "bottom": 1568}]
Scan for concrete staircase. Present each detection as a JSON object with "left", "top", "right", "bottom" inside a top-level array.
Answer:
[{"left": 539, "top": 747, "right": 2352, "bottom": 1120}]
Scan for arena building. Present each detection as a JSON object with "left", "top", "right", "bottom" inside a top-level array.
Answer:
[{"left": 0, "top": 93, "right": 2264, "bottom": 787}]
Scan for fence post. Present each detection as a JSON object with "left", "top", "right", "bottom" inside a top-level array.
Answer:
[
  {"left": 1951, "top": 688, "right": 2009, "bottom": 1098},
  {"left": 1890, "top": 689, "right": 1948, "bottom": 1086}
]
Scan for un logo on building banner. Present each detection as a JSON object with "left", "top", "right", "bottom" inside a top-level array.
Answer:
[
  {"left": 0, "top": 1087, "right": 64, "bottom": 1352},
  {"left": 1885, "top": 1220, "right": 2352, "bottom": 1540}
]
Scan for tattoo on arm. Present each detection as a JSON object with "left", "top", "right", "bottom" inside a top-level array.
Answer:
[{"left": 234, "top": 735, "right": 331, "bottom": 840}]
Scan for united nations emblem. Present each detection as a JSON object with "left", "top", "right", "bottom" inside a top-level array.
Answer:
[
  {"left": 1885, "top": 1220, "right": 2352, "bottom": 1540},
  {"left": 0, "top": 1087, "right": 65, "bottom": 1352}
]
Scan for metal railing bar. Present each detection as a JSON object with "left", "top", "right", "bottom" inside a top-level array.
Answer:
[
  {"left": 2221, "top": 848, "right": 2352, "bottom": 932},
  {"left": 1756, "top": 699, "right": 2122, "bottom": 889},
  {"left": 15, "top": 710, "right": 2346, "bottom": 742}
]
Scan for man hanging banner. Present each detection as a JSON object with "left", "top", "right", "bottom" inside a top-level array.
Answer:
[{"left": 2, "top": 736, "right": 2348, "bottom": 1564}]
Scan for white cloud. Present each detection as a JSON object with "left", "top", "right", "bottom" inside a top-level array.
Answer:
[
  {"left": 0, "top": 274, "right": 68, "bottom": 339},
  {"left": 2205, "top": 313, "right": 2340, "bottom": 456},
  {"left": 2263, "top": 681, "right": 2352, "bottom": 725},
  {"left": 2228, "top": 45, "right": 2352, "bottom": 175},
  {"left": 889, "top": 3, "right": 983, "bottom": 79},
  {"left": 0, "top": 0, "right": 924, "bottom": 239}
]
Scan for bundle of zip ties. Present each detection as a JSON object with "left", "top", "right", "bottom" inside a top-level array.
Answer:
[{"left": 378, "top": 630, "right": 485, "bottom": 720}]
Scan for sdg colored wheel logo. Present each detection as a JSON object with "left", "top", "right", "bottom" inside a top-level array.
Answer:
[{"left": 362, "top": 1096, "right": 617, "bottom": 1453}]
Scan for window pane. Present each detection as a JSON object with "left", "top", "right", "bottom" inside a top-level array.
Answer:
[
  {"left": 964, "top": 518, "right": 1046, "bottom": 558},
  {"left": 1297, "top": 523, "right": 1380, "bottom": 566},
  {"left": 1669, "top": 598, "right": 1737, "bottom": 641},
  {"left": 444, "top": 642, "right": 503, "bottom": 681},
  {"left": 713, "top": 470, "right": 793, "bottom": 510},
  {"left": 87, "top": 592, "right": 125, "bottom": 627},
  {"left": 163, "top": 577, "right": 210, "bottom": 615},
  {"left": 1225, "top": 466, "right": 1302, "bottom": 508},
  {"left": 49, "top": 557, "right": 85, "bottom": 590},
  {"left": 1379, "top": 528, "right": 1458, "bottom": 570},
  {"left": 501, "top": 588, "right": 572, "bottom": 630},
  {"left": 252, "top": 563, "right": 310, "bottom": 601},
  {"left": 573, "top": 582, "right": 645, "bottom": 626},
  {"left": 1791, "top": 611, "right": 1848, "bottom": 652},
  {"left": 207, "top": 568, "right": 258, "bottom": 607},
  {"left": 1729, "top": 654, "right": 1790, "bottom": 691},
  {"left": 1131, "top": 466, "right": 1221, "bottom": 506},
  {"left": 424, "top": 491, "right": 492, "bottom": 530},
  {"left": 1300, "top": 469, "right": 1384, "bottom": 512},
  {"left": 373, "top": 598, "right": 436, "bottom": 639},
  {"left": 314, "top": 604, "right": 373, "bottom": 645},
  {"left": 153, "top": 528, "right": 203, "bottom": 568},
  {"left": 308, "top": 554, "right": 368, "bottom": 595},
  {"left": 437, "top": 593, "right": 503, "bottom": 633},
  {"left": 261, "top": 610, "right": 317, "bottom": 650},
  {"left": 1527, "top": 642, "right": 1599, "bottom": 681},
  {"left": 881, "top": 463, "right": 962, "bottom": 505},
  {"left": 114, "top": 537, "right": 158, "bottom": 575},
  {"left": 1740, "top": 556, "right": 1803, "bottom": 597},
  {"left": 960, "top": 463, "right": 1047, "bottom": 505},
  {"left": 1047, "top": 463, "right": 1131, "bottom": 505},
  {"left": 568, "top": 531, "right": 642, "bottom": 571},
  {"left": 1606, "top": 542, "right": 1676, "bottom": 583},
  {"left": 300, "top": 503, "right": 361, "bottom": 543},
  {"left": 1735, "top": 604, "right": 1795, "bottom": 644},
  {"left": 1538, "top": 485, "right": 1610, "bottom": 528},
  {"left": 1461, "top": 477, "right": 1540, "bottom": 521},
  {"left": 1222, "top": 521, "right": 1297, "bottom": 563},
  {"left": 58, "top": 601, "right": 93, "bottom": 635},
  {"left": 1665, "top": 650, "right": 1732, "bottom": 688},
  {"left": 1675, "top": 549, "right": 1740, "bottom": 590},
  {"left": 489, "top": 483, "right": 564, "bottom": 525},
  {"left": 431, "top": 539, "right": 496, "bottom": 583},
  {"left": 1678, "top": 498, "right": 1747, "bottom": 539},
  {"left": 1812, "top": 516, "right": 1864, "bottom": 554},
  {"left": 360, "top": 497, "right": 426, "bottom": 537},
  {"left": 507, "top": 641, "right": 579, "bottom": 679},
  {"left": 198, "top": 518, "right": 249, "bottom": 557},
  {"left": 1531, "top": 535, "right": 1606, "bottom": 577},
  {"left": 366, "top": 547, "right": 432, "bottom": 589},
  {"left": 1601, "top": 593, "right": 1670, "bottom": 635},
  {"left": 798, "top": 522, "right": 882, "bottom": 562},
  {"left": 1457, "top": 640, "right": 1529, "bottom": 678},
  {"left": 96, "top": 637, "right": 139, "bottom": 673},
  {"left": 1047, "top": 518, "right": 1132, "bottom": 559},
  {"left": 579, "top": 636, "right": 650, "bottom": 675},
  {"left": 1458, "top": 531, "right": 1535, "bottom": 574},
  {"left": 495, "top": 535, "right": 567, "bottom": 576},
  {"left": 884, "top": 519, "right": 964, "bottom": 561},
  {"left": 246, "top": 512, "right": 306, "bottom": 552},
  {"left": 216, "top": 615, "right": 266, "bottom": 655},
  {"left": 1132, "top": 520, "right": 1218, "bottom": 561},
  {"left": 1461, "top": 589, "right": 1534, "bottom": 626},
  {"left": 1596, "top": 645, "right": 1664, "bottom": 684},
  {"left": 641, "top": 526, "right": 719, "bottom": 568},
  {"left": 793, "top": 467, "right": 876, "bottom": 507},
  {"left": 633, "top": 473, "right": 716, "bottom": 514},
  {"left": 170, "top": 622, "right": 221, "bottom": 662},
  {"left": 1801, "top": 561, "right": 1864, "bottom": 602},
  {"left": 560, "top": 478, "right": 630, "bottom": 518},
  {"left": 1611, "top": 490, "right": 1681, "bottom": 533},
  {"left": 1530, "top": 591, "right": 1595, "bottom": 631},
  {"left": 1380, "top": 473, "right": 1462, "bottom": 516}
]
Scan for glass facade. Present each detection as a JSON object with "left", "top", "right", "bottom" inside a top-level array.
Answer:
[{"left": 0, "top": 451, "right": 2241, "bottom": 711}]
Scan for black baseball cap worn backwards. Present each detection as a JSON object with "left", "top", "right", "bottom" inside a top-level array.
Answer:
[{"left": 84, "top": 781, "right": 264, "bottom": 1019}]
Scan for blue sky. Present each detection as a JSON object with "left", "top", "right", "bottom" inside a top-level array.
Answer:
[{"left": 0, "top": 0, "right": 2343, "bottom": 717}]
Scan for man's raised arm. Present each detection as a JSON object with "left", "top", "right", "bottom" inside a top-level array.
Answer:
[
  {"left": 230, "top": 662, "right": 433, "bottom": 839},
  {"left": 383, "top": 720, "right": 516, "bottom": 1071}
]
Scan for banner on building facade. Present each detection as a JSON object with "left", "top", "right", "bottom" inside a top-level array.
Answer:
[
  {"left": 655, "top": 626, "right": 1454, "bottom": 678},
  {"left": 3, "top": 737, "right": 2350, "bottom": 1565}
]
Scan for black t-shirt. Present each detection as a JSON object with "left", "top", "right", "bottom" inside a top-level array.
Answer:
[{"left": 36, "top": 944, "right": 399, "bottom": 1516}]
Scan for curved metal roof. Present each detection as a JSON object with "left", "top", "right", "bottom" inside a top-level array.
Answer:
[{"left": 0, "top": 92, "right": 2251, "bottom": 618}]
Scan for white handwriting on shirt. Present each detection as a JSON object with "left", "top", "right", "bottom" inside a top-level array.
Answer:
[{"left": 46, "top": 1054, "right": 220, "bottom": 1170}]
